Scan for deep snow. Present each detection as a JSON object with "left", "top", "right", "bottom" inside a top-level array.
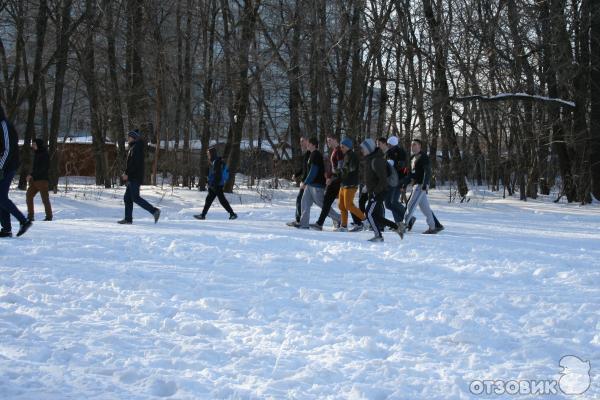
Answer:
[{"left": 1, "top": 181, "right": 599, "bottom": 399}]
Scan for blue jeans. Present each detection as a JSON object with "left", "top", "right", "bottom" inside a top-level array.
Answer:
[
  {"left": 385, "top": 185, "right": 405, "bottom": 223},
  {"left": 0, "top": 170, "right": 27, "bottom": 232},
  {"left": 124, "top": 181, "right": 156, "bottom": 221}
]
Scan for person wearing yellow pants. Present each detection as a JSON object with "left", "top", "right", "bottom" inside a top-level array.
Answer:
[{"left": 336, "top": 138, "right": 365, "bottom": 231}]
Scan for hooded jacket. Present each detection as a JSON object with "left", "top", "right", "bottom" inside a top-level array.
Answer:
[
  {"left": 364, "top": 148, "right": 388, "bottom": 195},
  {"left": 125, "top": 139, "right": 146, "bottom": 182},
  {"left": 31, "top": 139, "right": 50, "bottom": 181},
  {"left": 338, "top": 149, "right": 360, "bottom": 188}
]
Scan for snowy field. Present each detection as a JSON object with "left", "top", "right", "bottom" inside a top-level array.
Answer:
[{"left": 1, "top": 180, "right": 599, "bottom": 399}]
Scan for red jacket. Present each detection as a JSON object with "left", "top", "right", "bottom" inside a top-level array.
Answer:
[{"left": 326, "top": 146, "right": 344, "bottom": 181}]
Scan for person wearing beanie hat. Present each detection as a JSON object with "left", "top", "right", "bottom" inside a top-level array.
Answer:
[
  {"left": 118, "top": 129, "right": 161, "bottom": 224},
  {"left": 386, "top": 136, "right": 399, "bottom": 147},
  {"left": 309, "top": 134, "right": 342, "bottom": 231},
  {"left": 377, "top": 137, "right": 406, "bottom": 225},
  {"left": 26, "top": 138, "right": 53, "bottom": 221},
  {"left": 361, "top": 139, "right": 404, "bottom": 242},
  {"left": 336, "top": 137, "right": 365, "bottom": 231},
  {"left": 0, "top": 105, "right": 32, "bottom": 237},
  {"left": 127, "top": 129, "right": 141, "bottom": 140},
  {"left": 194, "top": 147, "right": 237, "bottom": 220}
]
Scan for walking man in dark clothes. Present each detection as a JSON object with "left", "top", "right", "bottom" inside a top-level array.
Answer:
[
  {"left": 26, "top": 138, "right": 53, "bottom": 221},
  {"left": 337, "top": 138, "right": 365, "bottom": 231},
  {"left": 310, "top": 134, "right": 342, "bottom": 230},
  {"left": 194, "top": 147, "right": 237, "bottom": 220},
  {"left": 377, "top": 136, "right": 406, "bottom": 224},
  {"left": 401, "top": 139, "right": 444, "bottom": 234},
  {"left": 0, "top": 106, "right": 32, "bottom": 238},
  {"left": 293, "top": 137, "right": 340, "bottom": 229},
  {"left": 287, "top": 136, "right": 311, "bottom": 227},
  {"left": 361, "top": 139, "right": 404, "bottom": 242},
  {"left": 118, "top": 130, "right": 161, "bottom": 225}
]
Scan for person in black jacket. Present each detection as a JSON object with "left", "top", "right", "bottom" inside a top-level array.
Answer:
[
  {"left": 287, "top": 136, "right": 311, "bottom": 226},
  {"left": 361, "top": 138, "right": 403, "bottom": 242},
  {"left": 0, "top": 105, "right": 32, "bottom": 237},
  {"left": 26, "top": 139, "right": 53, "bottom": 221},
  {"left": 118, "top": 130, "right": 161, "bottom": 224},
  {"left": 401, "top": 139, "right": 443, "bottom": 234},
  {"left": 194, "top": 147, "right": 237, "bottom": 220},
  {"left": 336, "top": 138, "right": 365, "bottom": 231},
  {"left": 377, "top": 136, "right": 406, "bottom": 224}
]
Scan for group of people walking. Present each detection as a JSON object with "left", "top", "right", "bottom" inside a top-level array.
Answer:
[
  {"left": 287, "top": 133, "right": 444, "bottom": 242},
  {"left": 2, "top": 103, "right": 442, "bottom": 242}
]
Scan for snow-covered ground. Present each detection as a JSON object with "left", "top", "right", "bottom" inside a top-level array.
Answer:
[{"left": 1, "top": 181, "right": 599, "bottom": 399}]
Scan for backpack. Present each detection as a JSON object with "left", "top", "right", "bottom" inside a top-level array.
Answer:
[
  {"left": 220, "top": 163, "right": 230, "bottom": 186},
  {"left": 372, "top": 159, "right": 398, "bottom": 187}
]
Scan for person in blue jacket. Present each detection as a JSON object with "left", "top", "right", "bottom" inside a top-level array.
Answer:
[{"left": 194, "top": 147, "right": 237, "bottom": 220}]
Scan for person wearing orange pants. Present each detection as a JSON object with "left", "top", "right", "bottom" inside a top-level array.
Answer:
[{"left": 335, "top": 138, "right": 365, "bottom": 231}]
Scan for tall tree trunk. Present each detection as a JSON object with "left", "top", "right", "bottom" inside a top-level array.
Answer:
[
  {"left": 423, "top": 0, "right": 468, "bottom": 197},
  {"left": 19, "top": 0, "right": 48, "bottom": 189},
  {"left": 48, "top": 0, "right": 73, "bottom": 192},
  {"left": 81, "top": 0, "right": 109, "bottom": 187},
  {"left": 224, "top": 0, "right": 261, "bottom": 193},
  {"left": 591, "top": 0, "right": 600, "bottom": 199}
]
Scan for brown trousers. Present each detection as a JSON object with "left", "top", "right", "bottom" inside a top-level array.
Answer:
[{"left": 26, "top": 180, "right": 53, "bottom": 219}]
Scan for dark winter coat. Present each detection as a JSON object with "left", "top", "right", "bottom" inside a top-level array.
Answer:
[
  {"left": 125, "top": 140, "right": 145, "bottom": 183},
  {"left": 385, "top": 145, "right": 408, "bottom": 178},
  {"left": 31, "top": 145, "right": 50, "bottom": 181},
  {"left": 0, "top": 107, "right": 20, "bottom": 173},
  {"left": 338, "top": 150, "right": 360, "bottom": 188},
  {"left": 208, "top": 157, "right": 225, "bottom": 187},
  {"left": 294, "top": 150, "right": 311, "bottom": 181},
  {"left": 409, "top": 150, "right": 431, "bottom": 188},
  {"left": 304, "top": 149, "right": 326, "bottom": 187},
  {"left": 364, "top": 148, "right": 388, "bottom": 196}
]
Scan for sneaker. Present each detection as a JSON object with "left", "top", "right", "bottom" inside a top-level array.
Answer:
[
  {"left": 118, "top": 219, "right": 132, "bottom": 224},
  {"left": 28, "top": 216, "right": 35, "bottom": 222},
  {"left": 194, "top": 214, "right": 206, "bottom": 220},
  {"left": 334, "top": 226, "right": 348, "bottom": 232},
  {"left": 16, "top": 219, "right": 33, "bottom": 237},
  {"left": 229, "top": 213, "right": 238, "bottom": 220},
  {"left": 333, "top": 220, "right": 341, "bottom": 229},
  {"left": 349, "top": 224, "right": 363, "bottom": 232},
  {"left": 309, "top": 223, "right": 323, "bottom": 231},
  {"left": 396, "top": 222, "right": 405, "bottom": 240},
  {"left": 153, "top": 209, "right": 161, "bottom": 224},
  {"left": 368, "top": 235, "right": 384, "bottom": 242},
  {"left": 286, "top": 220, "right": 299, "bottom": 227},
  {"left": 422, "top": 228, "right": 438, "bottom": 234},
  {"left": 0, "top": 231, "right": 12, "bottom": 238},
  {"left": 407, "top": 216, "right": 416, "bottom": 231},
  {"left": 434, "top": 225, "right": 445, "bottom": 233},
  {"left": 295, "top": 225, "right": 309, "bottom": 230},
  {"left": 43, "top": 216, "right": 52, "bottom": 221}
]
